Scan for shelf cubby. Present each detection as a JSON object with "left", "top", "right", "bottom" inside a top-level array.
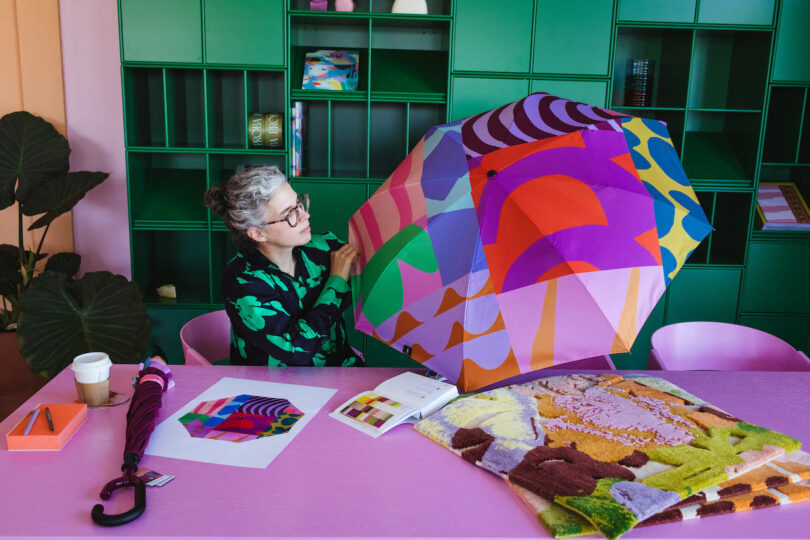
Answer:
[
  {"left": 370, "top": 18, "right": 449, "bottom": 100},
  {"left": 206, "top": 70, "right": 246, "bottom": 149},
  {"left": 290, "top": 17, "right": 369, "bottom": 98},
  {"left": 132, "top": 229, "right": 211, "bottom": 305},
  {"left": 247, "top": 70, "right": 286, "bottom": 121},
  {"left": 370, "top": 102, "right": 407, "bottom": 178},
  {"left": 123, "top": 67, "right": 166, "bottom": 148},
  {"left": 408, "top": 102, "right": 445, "bottom": 150},
  {"left": 683, "top": 111, "right": 761, "bottom": 184},
  {"left": 372, "top": 0, "right": 450, "bottom": 15},
  {"left": 165, "top": 69, "right": 205, "bottom": 148},
  {"left": 331, "top": 101, "right": 368, "bottom": 178},
  {"left": 128, "top": 153, "right": 207, "bottom": 228},
  {"left": 755, "top": 165, "right": 810, "bottom": 233},
  {"left": 297, "top": 100, "right": 330, "bottom": 177},
  {"left": 211, "top": 231, "right": 239, "bottom": 304},
  {"left": 612, "top": 28, "right": 692, "bottom": 109},
  {"left": 688, "top": 30, "right": 769, "bottom": 111},
  {"left": 289, "top": 0, "right": 371, "bottom": 12},
  {"left": 707, "top": 191, "right": 750, "bottom": 264}
]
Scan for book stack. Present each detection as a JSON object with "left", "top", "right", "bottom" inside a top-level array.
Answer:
[
  {"left": 290, "top": 101, "right": 303, "bottom": 177},
  {"left": 756, "top": 182, "right": 810, "bottom": 230}
]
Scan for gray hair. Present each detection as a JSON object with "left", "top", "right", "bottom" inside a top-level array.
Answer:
[{"left": 204, "top": 165, "right": 288, "bottom": 250}]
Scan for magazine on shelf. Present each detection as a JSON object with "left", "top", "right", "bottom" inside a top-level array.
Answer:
[
  {"left": 756, "top": 182, "right": 810, "bottom": 230},
  {"left": 301, "top": 49, "right": 359, "bottom": 91},
  {"left": 329, "top": 372, "right": 458, "bottom": 438}
]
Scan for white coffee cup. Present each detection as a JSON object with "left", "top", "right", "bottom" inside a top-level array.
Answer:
[
  {"left": 71, "top": 352, "right": 112, "bottom": 383},
  {"left": 72, "top": 352, "right": 112, "bottom": 407}
]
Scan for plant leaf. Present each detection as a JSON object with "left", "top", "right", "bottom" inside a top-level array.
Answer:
[
  {"left": 0, "top": 111, "right": 70, "bottom": 211},
  {"left": 0, "top": 244, "right": 46, "bottom": 268},
  {"left": 0, "top": 263, "right": 21, "bottom": 297},
  {"left": 44, "top": 252, "right": 81, "bottom": 277},
  {"left": 22, "top": 171, "right": 109, "bottom": 230},
  {"left": 17, "top": 271, "right": 151, "bottom": 379}
]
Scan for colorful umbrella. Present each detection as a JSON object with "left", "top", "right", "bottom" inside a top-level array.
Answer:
[
  {"left": 91, "top": 355, "right": 174, "bottom": 526},
  {"left": 349, "top": 93, "right": 711, "bottom": 391}
]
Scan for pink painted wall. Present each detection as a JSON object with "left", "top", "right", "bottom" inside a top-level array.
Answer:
[{"left": 60, "top": 0, "right": 130, "bottom": 278}]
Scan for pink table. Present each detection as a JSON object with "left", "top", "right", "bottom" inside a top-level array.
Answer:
[{"left": 1, "top": 366, "right": 809, "bottom": 539}]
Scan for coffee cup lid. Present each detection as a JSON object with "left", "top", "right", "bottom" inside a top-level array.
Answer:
[{"left": 72, "top": 352, "right": 112, "bottom": 371}]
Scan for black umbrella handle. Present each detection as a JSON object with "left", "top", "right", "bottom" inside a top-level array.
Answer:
[{"left": 91, "top": 473, "right": 146, "bottom": 526}]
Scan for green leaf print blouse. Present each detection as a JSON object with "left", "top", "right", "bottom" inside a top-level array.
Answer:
[{"left": 222, "top": 231, "right": 364, "bottom": 367}]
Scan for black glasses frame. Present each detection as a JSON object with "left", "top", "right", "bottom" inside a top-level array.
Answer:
[{"left": 264, "top": 193, "right": 310, "bottom": 228}]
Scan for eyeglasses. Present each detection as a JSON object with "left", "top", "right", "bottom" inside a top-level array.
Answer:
[{"left": 264, "top": 193, "right": 310, "bottom": 228}]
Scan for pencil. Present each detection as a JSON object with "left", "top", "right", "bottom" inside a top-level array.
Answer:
[
  {"left": 23, "top": 408, "right": 40, "bottom": 436},
  {"left": 44, "top": 406, "right": 54, "bottom": 431}
]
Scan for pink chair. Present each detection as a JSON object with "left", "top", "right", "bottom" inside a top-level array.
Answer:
[
  {"left": 180, "top": 310, "right": 231, "bottom": 365},
  {"left": 648, "top": 321, "right": 810, "bottom": 371}
]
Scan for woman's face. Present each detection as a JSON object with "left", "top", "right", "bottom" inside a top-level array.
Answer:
[{"left": 255, "top": 182, "right": 311, "bottom": 248}]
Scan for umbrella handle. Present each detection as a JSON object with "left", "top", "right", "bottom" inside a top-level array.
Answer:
[{"left": 91, "top": 473, "right": 146, "bottom": 526}]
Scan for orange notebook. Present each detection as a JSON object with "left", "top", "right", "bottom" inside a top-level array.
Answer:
[{"left": 6, "top": 403, "right": 87, "bottom": 451}]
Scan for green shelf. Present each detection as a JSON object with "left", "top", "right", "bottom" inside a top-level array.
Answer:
[
  {"left": 683, "top": 131, "right": 749, "bottom": 181},
  {"left": 119, "top": 0, "right": 810, "bottom": 365}
]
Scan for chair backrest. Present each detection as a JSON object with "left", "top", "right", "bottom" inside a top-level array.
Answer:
[
  {"left": 648, "top": 321, "right": 810, "bottom": 371},
  {"left": 180, "top": 310, "right": 231, "bottom": 365}
]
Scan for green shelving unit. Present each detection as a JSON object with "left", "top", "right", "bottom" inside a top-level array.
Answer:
[
  {"left": 119, "top": 0, "right": 810, "bottom": 366},
  {"left": 119, "top": 0, "right": 449, "bottom": 365}
]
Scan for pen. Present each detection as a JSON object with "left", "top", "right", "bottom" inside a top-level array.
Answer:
[
  {"left": 23, "top": 408, "right": 40, "bottom": 436},
  {"left": 44, "top": 407, "right": 54, "bottom": 431}
]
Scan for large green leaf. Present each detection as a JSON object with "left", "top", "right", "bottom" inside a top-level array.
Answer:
[
  {"left": 0, "top": 244, "right": 46, "bottom": 269},
  {"left": 44, "top": 252, "right": 81, "bottom": 277},
  {"left": 17, "top": 271, "right": 151, "bottom": 379},
  {"left": 0, "top": 112, "right": 70, "bottom": 211},
  {"left": 0, "top": 263, "right": 20, "bottom": 297},
  {"left": 22, "top": 171, "right": 109, "bottom": 230}
]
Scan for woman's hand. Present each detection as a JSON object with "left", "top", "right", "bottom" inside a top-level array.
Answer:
[{"left": 330, "top": 244, "right": 359, "bottom": 282}]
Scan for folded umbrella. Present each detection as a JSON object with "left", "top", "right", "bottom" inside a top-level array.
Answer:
[{"left": 91, "top": 355, "right": 174, "bottom": 526}]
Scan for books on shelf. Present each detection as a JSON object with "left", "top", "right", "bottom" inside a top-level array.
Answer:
[
  {"left": 290, "top": 101, "right": 303, "bottom": 177},
  {"left": 301, "top": 49, "right": 359, "bottom": 91},
  {"left": 329, "top": 371, "right": 458, "bottom": 438},
  {"left": 757, "top": 182, "right": 810, "bottom": 230}
]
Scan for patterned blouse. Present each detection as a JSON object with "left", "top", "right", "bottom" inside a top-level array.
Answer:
[{"left": 222, "top": 232, "right": 363, "bottom": 367}]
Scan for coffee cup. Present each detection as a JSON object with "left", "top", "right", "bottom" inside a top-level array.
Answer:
[{"left": 71, "top": 352, "right": 112, "bottom": 407}]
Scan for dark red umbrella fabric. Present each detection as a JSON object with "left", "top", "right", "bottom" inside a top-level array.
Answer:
[{"left": 91, "top": 355, "right": 174, "bottom": 526}]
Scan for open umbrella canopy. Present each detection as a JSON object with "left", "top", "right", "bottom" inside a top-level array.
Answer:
[{"left": 349, "top": 93, "right": 711, "bottom": 391}]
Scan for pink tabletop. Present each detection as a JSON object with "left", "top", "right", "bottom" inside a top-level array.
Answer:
[{"left": 1, "top": 365, "right": 809, "bottom": 539}]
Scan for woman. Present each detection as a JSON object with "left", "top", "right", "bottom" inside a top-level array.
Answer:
[{"left": 205, "top": 165, "right": 363, "bottom": 367}]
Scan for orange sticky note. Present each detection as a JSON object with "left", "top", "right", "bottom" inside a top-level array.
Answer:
[{"left": 6, "top": 403, "right": 87, "bottom": 451}]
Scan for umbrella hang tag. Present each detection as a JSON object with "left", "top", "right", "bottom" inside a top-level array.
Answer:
[{"left": 402, "top": 345, "right": 413, "bottom": 357}]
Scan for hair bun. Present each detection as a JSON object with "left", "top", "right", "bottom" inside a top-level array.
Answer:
[{"left": 204, "top": 184, "right": 228, "bottom": 215}]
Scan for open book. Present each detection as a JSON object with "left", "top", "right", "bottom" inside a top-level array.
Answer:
[{"left": 329, "top": 372, "right": 458, "bottom": 438}]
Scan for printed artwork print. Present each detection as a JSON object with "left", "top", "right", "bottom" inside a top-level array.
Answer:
[
  {"left": 415, "top": 374, "right": 802, "bottom": 539},
  {"left": 179, "top": 394, "right": 304, "bottom": 442},
  {"left": 338, "top": 392, "right": 403, "bottom": 428}
]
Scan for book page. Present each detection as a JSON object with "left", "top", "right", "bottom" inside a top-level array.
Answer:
[
  {"left": 329, "top": 392, "right": 418, "bottom": 438},
  {"left": 373, "top": 372, "right": 458, "bottom": 416}
]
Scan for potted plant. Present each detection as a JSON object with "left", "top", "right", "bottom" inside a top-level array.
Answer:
[{"left": 0, "top": 111, "right": 150, "bottom": 418}]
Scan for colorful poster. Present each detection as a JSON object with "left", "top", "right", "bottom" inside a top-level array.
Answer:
[{"left": 146, "top": 377, "right": 336, "bottom": 468}]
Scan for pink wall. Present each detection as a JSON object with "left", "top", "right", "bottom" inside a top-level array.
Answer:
[{"left": 60, "top": 0, "right": 130, "bottom": 278}]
